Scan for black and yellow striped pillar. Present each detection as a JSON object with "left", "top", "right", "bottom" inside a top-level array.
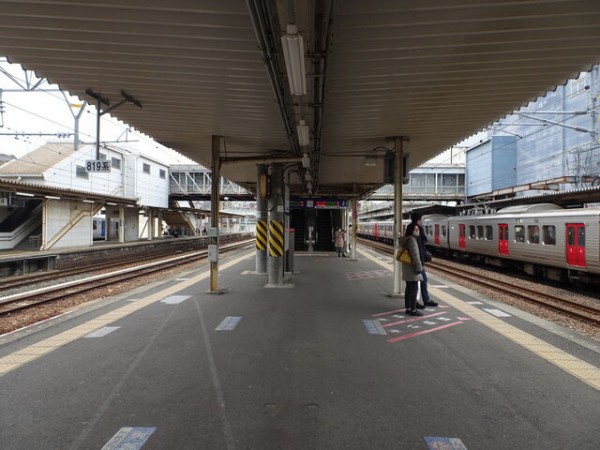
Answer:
[
  {"left": 268, "top": 220, "right": 284, "bottom": 257},
  {"left": 256, "top": 220, "right": 268, "bottom": 251}
]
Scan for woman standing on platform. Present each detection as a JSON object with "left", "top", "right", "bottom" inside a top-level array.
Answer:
[
  {"left": 401, "top": 225, "right": 424, "bottom": 316},
  {"left": 335, "top": 227, "right": 347, "bottom": 257}
]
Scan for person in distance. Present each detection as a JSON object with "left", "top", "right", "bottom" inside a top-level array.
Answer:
[{"left": 334, "top": 227, "right": 347, "bottom": 257}]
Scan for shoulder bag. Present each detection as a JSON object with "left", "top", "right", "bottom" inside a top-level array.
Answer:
[{"left": 396, "top": 247, "right": 412, "bottom": 264}]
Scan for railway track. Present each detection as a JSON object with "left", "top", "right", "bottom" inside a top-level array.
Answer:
[
  {"left": 0, "top": 253, "right": 172, "bottom": 292},
  {"left": 357, "top": 237, "right": 600, "bottom": 327},
  {"left": 0, "top": 239, "right": 254, "bottom": 317}
]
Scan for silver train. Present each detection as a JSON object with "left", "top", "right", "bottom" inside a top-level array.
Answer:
[{"left": 358, "top": 203, "right": 600, "bottom": 284}]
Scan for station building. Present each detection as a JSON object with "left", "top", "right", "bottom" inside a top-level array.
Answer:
[{"left": 0, "top": 142, "right": 244, "bottom": 251}]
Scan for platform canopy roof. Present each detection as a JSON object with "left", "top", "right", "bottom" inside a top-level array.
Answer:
[{"left": 1, "top": 0, "right": 600, "bottom": 198}]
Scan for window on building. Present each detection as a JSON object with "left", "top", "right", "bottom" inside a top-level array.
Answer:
[
  {"left": 410, "top": 173, "right": 426, "bottom": 187},
  {"left": 514, "top": 225, "right": 525, "bottom": 243},
  {"left": 485, "top": 225, "right": 493, "bottom": 240},
  {"left": 76, "top": 165, "right": 88, "bottom": 179},
  {"left": 159, "top": 169, "right": 166, "bottom": 179},
  {"left": 111, "top": 157, "right": 121, "bottom": 170},
  {"left": 439, "top": 173, "right": 459, "bottom": 193},
  {"left": 528, "top": 225, "right": 540, "bottom": 244},
  {"left": 542, "top": 225, "right": 556, "bottom": 245},
  {"left": 469, "top": 225, "right": 476, "bottom": 239},
  {"left": 143, "top": 163, "right": 151, "bottom": 174}
]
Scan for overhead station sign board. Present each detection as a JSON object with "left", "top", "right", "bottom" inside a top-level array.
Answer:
[
  {"left": 290, "top": 198, "right": 348, "bottom": 209},
  {"left": 86, "top": 160, "right": 112, "bottom": 172}
]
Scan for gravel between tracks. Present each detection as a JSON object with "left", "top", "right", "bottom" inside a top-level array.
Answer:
[{"left": 0, "top": 259, "right": 206, "bottom": 336}]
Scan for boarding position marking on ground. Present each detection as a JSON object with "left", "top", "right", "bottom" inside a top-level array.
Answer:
[{"left": 365, "top": 306, "right": 472, "bottom": 342}]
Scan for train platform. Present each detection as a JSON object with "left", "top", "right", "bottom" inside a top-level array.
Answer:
[{"left": 1, "top": 246, "right": 599, "bottom": 449}]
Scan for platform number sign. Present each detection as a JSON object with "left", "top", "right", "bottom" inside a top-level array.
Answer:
[{"left": 86, "top": 159, "right": 112, "bottom": 172}]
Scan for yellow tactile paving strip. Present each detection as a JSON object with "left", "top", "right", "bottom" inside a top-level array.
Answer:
[
  {"left": 0, "top": 252, "right": 254, "bottom": 377},
  {"left": 358, "top": 248, "right": 600, "bottom": 392}
]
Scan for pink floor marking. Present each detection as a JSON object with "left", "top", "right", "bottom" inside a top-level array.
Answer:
[
  {"left": 382, "top": 311, "right": 447, "bottom": 327},
  {"left": 387, "top": 321, "right": 464, "bottom": 343},
  {"left": 371, "top": 308, "right": 406, "bottom": 317}
]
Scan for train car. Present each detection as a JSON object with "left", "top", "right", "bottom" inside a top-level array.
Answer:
[
  {"left": 357, "top": 220, "right": 409, "bottom": 245},
  {"left": 359, "top": 204, "right": 600, "bottom": 284},
  {"left": 92, "top": 217, "right": 106, "bottom": 240}
]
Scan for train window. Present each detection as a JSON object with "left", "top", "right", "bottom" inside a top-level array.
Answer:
[
  {"left": 477, "top": 225, "right": 484, "bottom": 239},
  {"left": 143, "top": 163, "right": 151, "bottom": 174},
  {"left": 542, "top": 225, "right": 556, "bottom": 245},
  {"left": 485, "top": 226, "right": 493, "bottom": 240},
  {"left": 528, "top": 225, "right": 539, "bottom": 244},
  {"left": 514, "top": 225, "right": 525, "bottom": 243},
  {"left": 441, "top": 225, "right": 447, "bottom": 237},
  {"left": 469, "top": 225, "right": 476, "bottom": 239},
  {"left": 578, "top": 226, "right": 585, "bottom": 246}
]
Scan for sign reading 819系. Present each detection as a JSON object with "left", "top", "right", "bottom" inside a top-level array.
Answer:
[{"left": 85, "top": 160, "right": 112, "bottom": 172}]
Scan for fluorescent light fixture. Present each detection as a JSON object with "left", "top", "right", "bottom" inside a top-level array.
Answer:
[
  {"left": 305, "top": 172, "right": 312, "bottom": 181},
  {"left": 281, "top": 24, "right": 307, "bottom": 96},
  {"left": 106, "top": 202, "right": 117, "bottom": 206},
  {"left": 82, "top": 199, "right": 95, "bottom": 203},
  {"left": 45, "top": 195, "right": 61, "bottom": 200},
  {"left": 307, "top": 182, "right": 312, "bottom": 190},
  {"left": 16, "top": 192, "right": 34, "bottom": 197},
  {"left": 297, "top": 120, "right": 310, "bottom": 147},
  {"left": 364, "top": 156, "right": 378, "bottom": 167},
  {"left": 302, "top": 152, "right": 310, "bottom": 169}
]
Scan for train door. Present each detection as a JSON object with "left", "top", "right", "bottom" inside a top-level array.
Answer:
[
  {"left": 458, "top": 224, "right": 466, "bottom": 249},
  {"left": 498, "top": 224, "right": 509, "bottom": 255},
  {"left": 434, "top": 224, "right": 440, "bottom": 245},
  {"left": 566, "top": 223, "right": 586, "bottom": 267}
]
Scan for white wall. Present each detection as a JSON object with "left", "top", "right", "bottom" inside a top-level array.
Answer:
[
  {"left": 133, "top": 155, "right": 169, "bottom": 208},
  {"left": 43, "top": 145, "right": 169, "bottom": 208},
  {"left": 45, "top": 199, "right": 93, "bottom": 249},
  {"left": 48, "top": 145, "right": 125, "bottom": 195}
]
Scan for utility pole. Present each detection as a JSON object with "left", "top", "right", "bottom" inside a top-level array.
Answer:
[{"left": 85, "top": 89, "right": 142, "bottom": 160}]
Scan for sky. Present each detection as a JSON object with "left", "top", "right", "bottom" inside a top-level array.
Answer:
[
  {"left": 0, "top": 58, "right": 195, "bottom": 165},
  {"left": 0, "top": 57, "right": 471, "bottom": 167}
]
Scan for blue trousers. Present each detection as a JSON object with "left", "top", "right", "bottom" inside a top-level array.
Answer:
[{"left": 420, "top": 268, "right": 430, "bottom": 303}]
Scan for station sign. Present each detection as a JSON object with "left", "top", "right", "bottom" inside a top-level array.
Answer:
[
  {"left": 290, "top": 198, "right": 348, "bottom": 209},
  {"left": 85, "top": 160, "right": 112, "bottom": 172}
]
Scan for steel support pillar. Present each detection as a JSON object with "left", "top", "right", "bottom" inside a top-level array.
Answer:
[
  {"left": 119, "top": 206, "right": 125, "bottom": 243},
  {"left": 209, "top": 135, "right": 221, "bottom": 293},
  {"left": 350, "top": 198, "right": 357, "bottom": 260},
  {"left": 393, "top": 137, "right": 405, "bottom": 296},
  {"left": 267, "top": 163, "right": 284, "bottom": 286},
  {"left": 255, "top": 164, "right": 268, "bottom": 273}
]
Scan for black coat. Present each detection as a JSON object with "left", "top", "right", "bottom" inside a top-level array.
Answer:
[{"left": 404, "top": 222, "right": 428, "bottom": 265}]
